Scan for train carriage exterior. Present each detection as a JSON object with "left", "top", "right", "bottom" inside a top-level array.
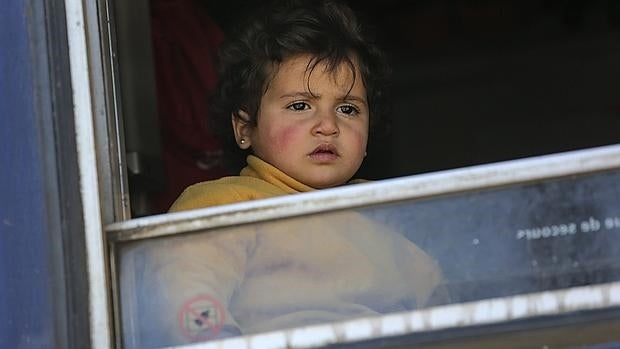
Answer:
[{"left": 2, "top": 0, "right": 620, "bottom": 348}]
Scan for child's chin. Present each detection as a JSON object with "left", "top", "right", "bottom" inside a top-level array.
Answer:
[{"left": 307, "top": 178, "right": 347, "bottom": 189}]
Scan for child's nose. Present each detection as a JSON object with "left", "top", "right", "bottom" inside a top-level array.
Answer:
[{"left": 312, "top": 111, "right": 339, "bottom": 136}]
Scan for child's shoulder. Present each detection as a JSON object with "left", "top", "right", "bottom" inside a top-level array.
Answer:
[{"left": 168, "top": 175, "right": 285, "bottom": 212}]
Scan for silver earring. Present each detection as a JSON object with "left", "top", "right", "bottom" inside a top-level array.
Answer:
[{"left": 240, "top": 139, "right": 246, "bottom": 145}]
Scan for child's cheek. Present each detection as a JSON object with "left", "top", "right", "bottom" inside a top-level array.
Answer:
[
  {"left": 350, "top": 128, "right": 369, "bottom": 153},
  {"left": 271, "top": 125, "right": 302, "bottom": 153}
]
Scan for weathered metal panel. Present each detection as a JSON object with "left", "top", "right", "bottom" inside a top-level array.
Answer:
[{"left": 0, "top": 1, "right": 56, "bottom": 347}]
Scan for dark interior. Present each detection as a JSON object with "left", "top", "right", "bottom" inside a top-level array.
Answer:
[{"left": 116, "top": 0, "right": 620, "bottom": 216}]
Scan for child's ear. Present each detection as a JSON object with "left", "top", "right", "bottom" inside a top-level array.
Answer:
[{"left": 232, "top": 110, "right": 252, "bottom": 150}]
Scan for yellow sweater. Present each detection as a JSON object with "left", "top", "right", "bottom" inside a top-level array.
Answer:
[
  {"left": 169, "top": 155, "right": 315, "bottom": 211},
  {"left": 121, "top": 156, "right": 443, "bottom": 348}
]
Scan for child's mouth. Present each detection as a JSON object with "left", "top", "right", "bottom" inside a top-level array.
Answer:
[{"left": 308, "top": 144, "right": 339, "bottom": 161}]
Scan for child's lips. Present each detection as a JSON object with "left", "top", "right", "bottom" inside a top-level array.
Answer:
[{"left": 308, "top": 143, "right": 339, "bottom": 160}]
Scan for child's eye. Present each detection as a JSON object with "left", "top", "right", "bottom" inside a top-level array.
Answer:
[
  {"left": 287, "top": 102, "right": 310, "bottom": 111},
  {"left": 337, "top": 104, "right": 359, "bottom": 116}
]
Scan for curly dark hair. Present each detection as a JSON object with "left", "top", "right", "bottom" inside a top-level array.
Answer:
[{"left": 211, "top": 0, "right": 391, "bottom": 172}]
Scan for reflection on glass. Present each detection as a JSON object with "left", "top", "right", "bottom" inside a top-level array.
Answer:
[
  {"left": 363, "top": 170, "right": 620, "bottom": 304},
  {"left": 118, "top": 169, "right": 620, "bottom": 348},
  {"left": 119, "top": 211, "right": 445, "bottom": 348}
]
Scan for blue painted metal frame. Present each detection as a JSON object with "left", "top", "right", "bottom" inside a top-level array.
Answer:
[
  {"left": 0, "top": 1, "right": 87, "bottom": 348},
  {"left": 0, "top": 1, "right": 57, "bottom": 347}
]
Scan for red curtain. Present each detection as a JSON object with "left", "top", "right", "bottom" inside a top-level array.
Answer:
[{"left": 149, "top": 0, "right": 230, "bottom": 213}]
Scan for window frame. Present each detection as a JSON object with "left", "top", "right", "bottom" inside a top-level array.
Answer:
[
  {"left": 64, "top": 0, "right": 129, "bottom": 347},
  {"left": 106, "top": 144, "right": 620, "bottom": 241},
  {"left": 107, "top": 144, "right": 620, "bottom": 349}
]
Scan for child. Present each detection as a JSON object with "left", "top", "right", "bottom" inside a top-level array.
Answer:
[
  {"left": 167, "top": 0, "right": 392, "bottom": 210},
  {"left": 120, "top": 1, "right": 447, "bottom": 347}
]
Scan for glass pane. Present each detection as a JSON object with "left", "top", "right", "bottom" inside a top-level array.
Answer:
[
  {"left": 117, "top": 169, "right": 620, "bottom": 348},
  {"left": 363, "top": 170, "right": 620, "bottom": 303}
]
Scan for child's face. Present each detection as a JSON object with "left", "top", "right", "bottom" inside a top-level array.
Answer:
[{"left": 236, "top": 54, "right": 369, "bottom": 188}]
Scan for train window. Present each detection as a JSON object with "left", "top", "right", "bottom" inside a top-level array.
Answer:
[
  {"left": 63, "top": 0, "right": 620, "bottom": 347},
  {"left": 107, "top": 145, "right": 620, "bottom": 348}
]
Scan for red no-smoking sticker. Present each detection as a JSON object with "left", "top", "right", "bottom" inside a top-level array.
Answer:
[{"left": 178, "top": 294, "right": 226, "bottom": 341}]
